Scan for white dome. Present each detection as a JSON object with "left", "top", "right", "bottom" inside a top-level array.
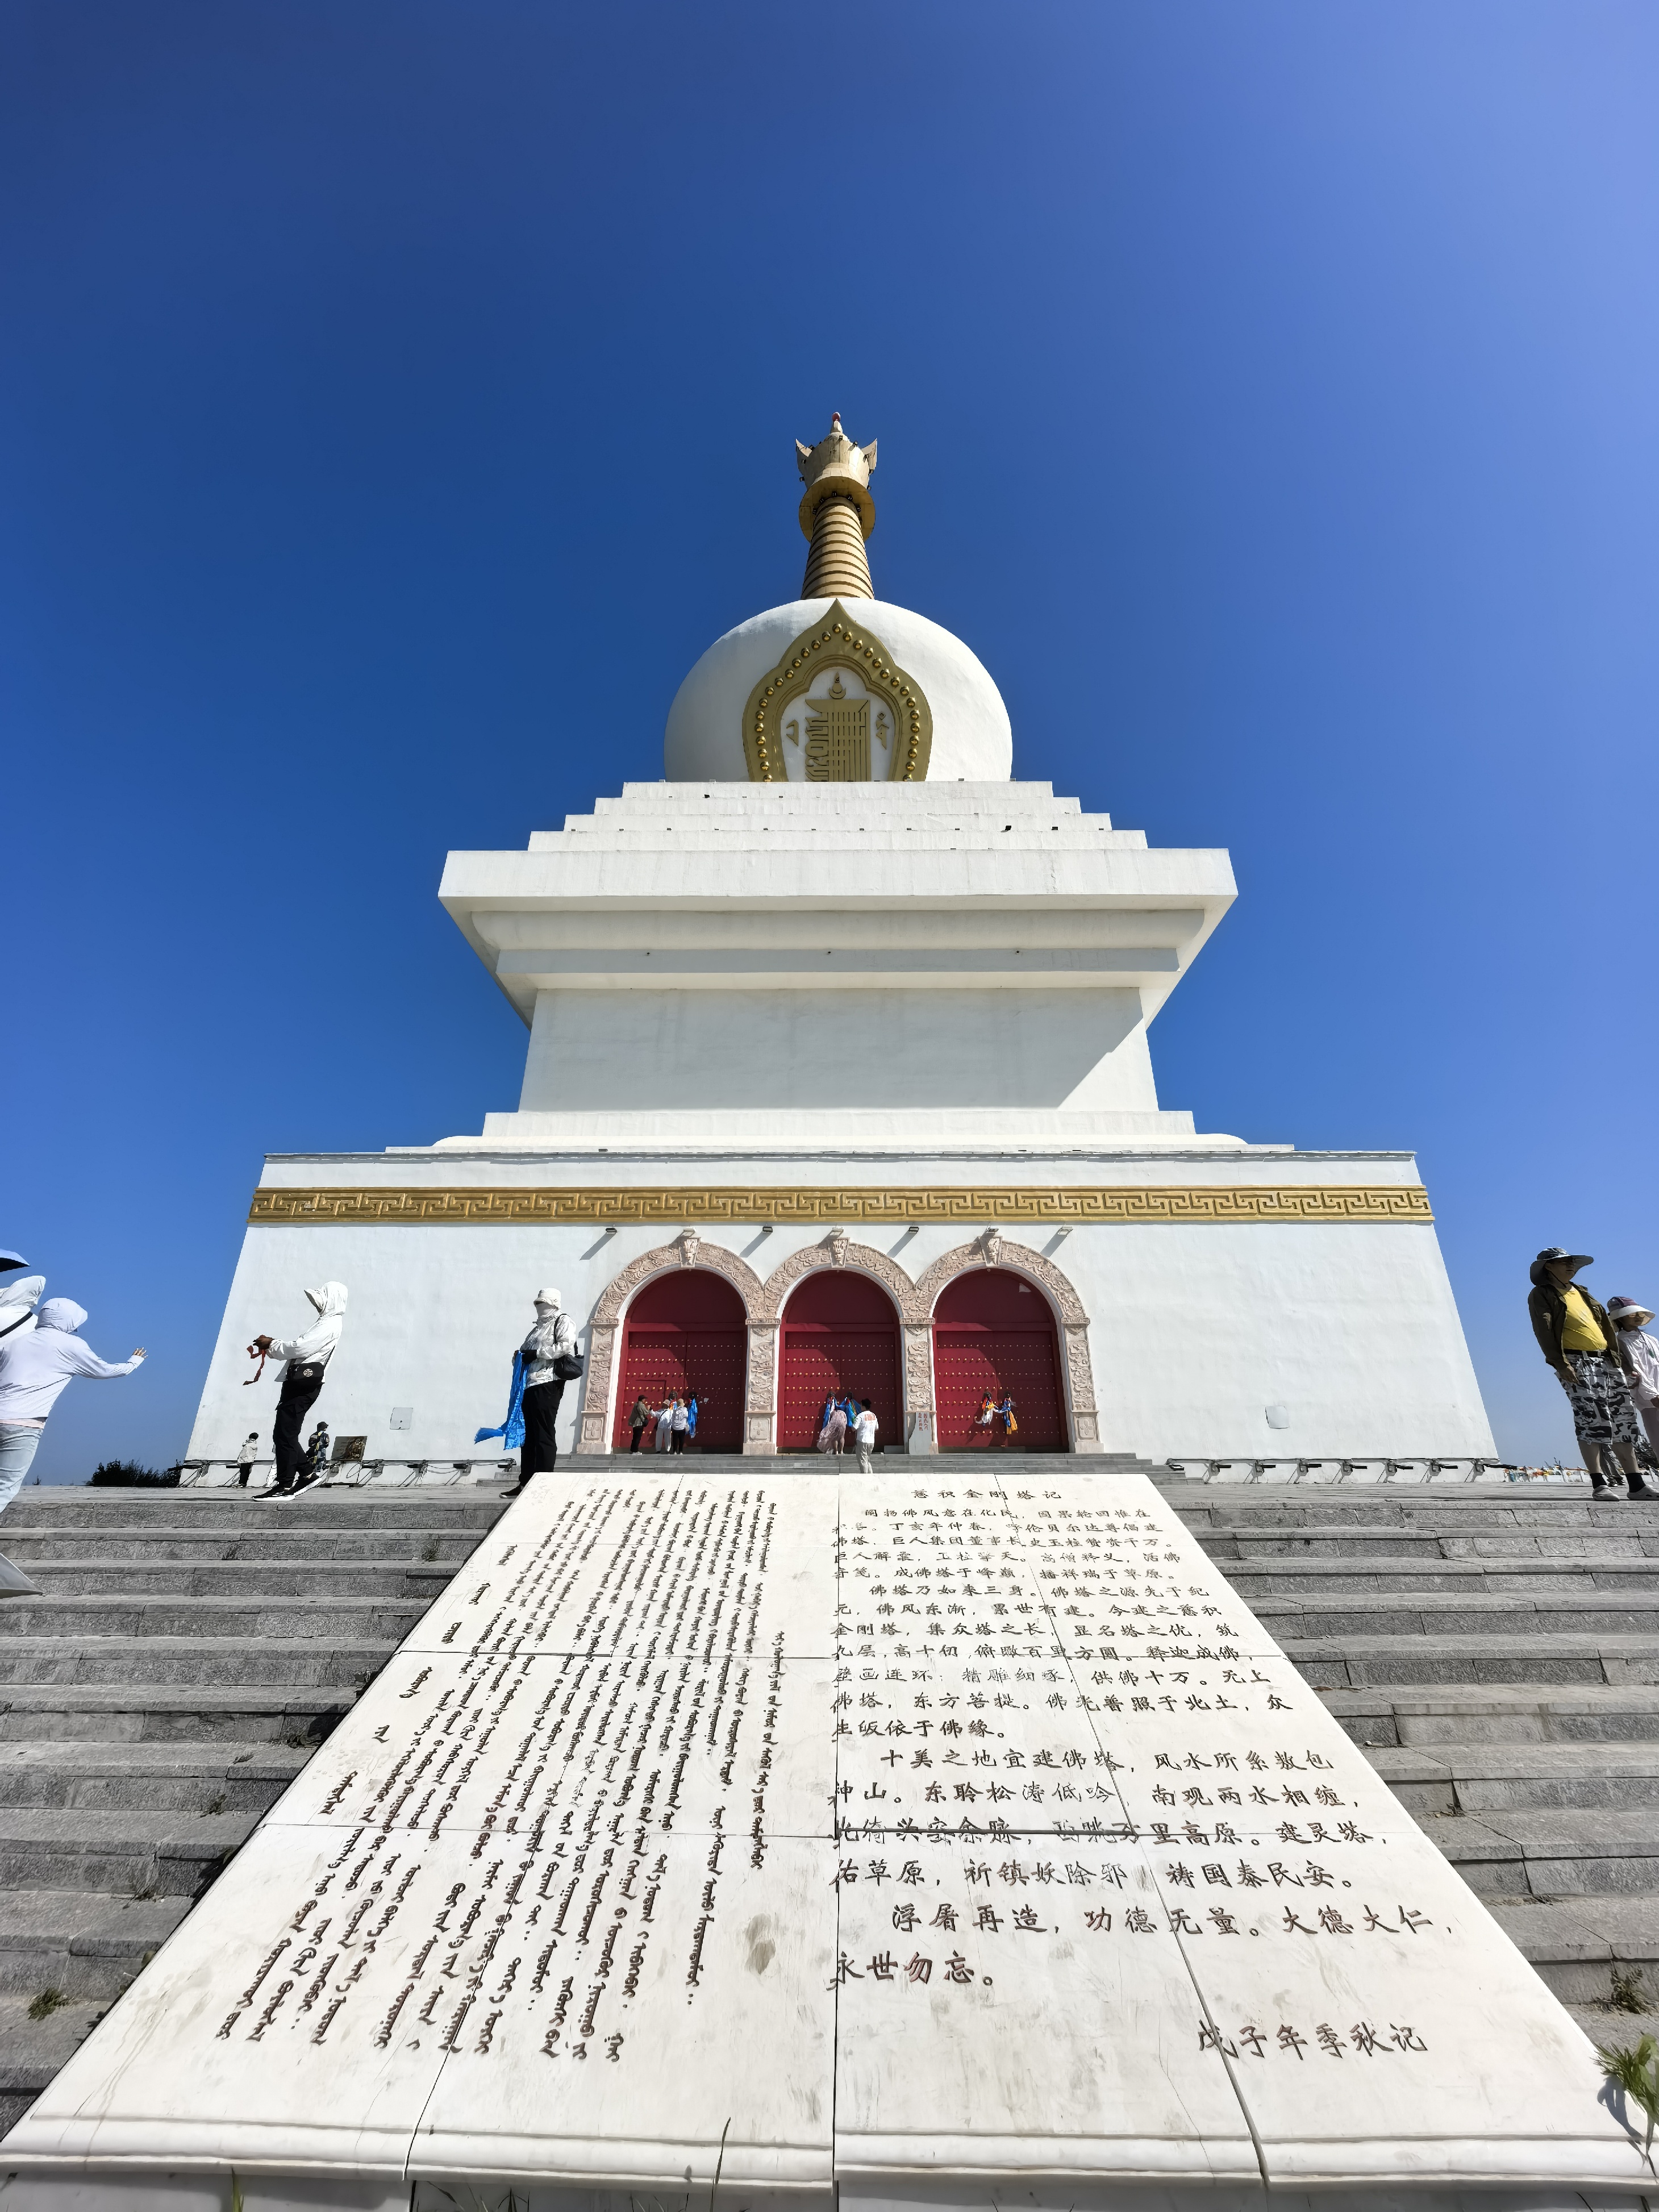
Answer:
[{"left": 664, "top": 598, "right": 1013, "bottom": 783}]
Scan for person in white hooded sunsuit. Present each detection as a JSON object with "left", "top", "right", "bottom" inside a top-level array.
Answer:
[
  {"left": 250, "top": 1283, "right": 347, "bottom": 1497},
  {"left": 0, "top": 1298, "right": 147, "bottom": 1590},
  {"left": 0, "top": 1296, "right": 146, "bottom": 1514}
]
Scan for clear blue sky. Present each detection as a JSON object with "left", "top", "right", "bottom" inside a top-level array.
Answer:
[{"left": 5, "top": 1, "right": 1656, "bottom": 1481}]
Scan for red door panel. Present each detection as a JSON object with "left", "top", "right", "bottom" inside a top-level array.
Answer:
[
  {"left": 613, "top": 1270, "right": 747, "bottom": 1451},
  {"left": 777, "top": 1272, "right": 902, "bottom": 1452},
  {"left": 932, "top": 1269, "right": 1068, "bottom": 1452}
]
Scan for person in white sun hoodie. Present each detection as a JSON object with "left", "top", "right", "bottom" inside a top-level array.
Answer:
[
  {"left": 0, "top": 1253, "right": 44, "bottom": 1350},
  {"left": 250, "top": 1282, "right": 348, "bottom": 1497},
  {"left": 0, "top": 1299, "right": 147, "bottom": 1515}
]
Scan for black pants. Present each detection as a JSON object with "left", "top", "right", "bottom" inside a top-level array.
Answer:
[
  {"left": 273, "top": 1365, "right": 325, "bottom": 1489},
  {"left": 522, "top": 1380, "right": 565, "bottom": 1479},
  {"left": 630, "top": 1427, "right": 645, "bottom": 1452}
]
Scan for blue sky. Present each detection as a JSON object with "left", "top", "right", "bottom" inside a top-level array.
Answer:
[{"left": 5, "top": 1, "right": 1656, "bottom": 1480}]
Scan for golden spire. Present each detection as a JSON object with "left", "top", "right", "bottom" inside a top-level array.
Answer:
[{"left": 795, "top": 413, "right": 876, "bottom": 598}]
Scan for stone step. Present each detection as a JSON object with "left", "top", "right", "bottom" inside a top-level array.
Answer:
[
  {"left": 0, "top": 1493, "right": 503, "bottom": 1528},
  {"left": 1229, "top": 1560, "right": 1659, "bottom": 1596},
  {"left": 1253, "top": 1592, "right": 1659, "bottom": 1638},
  {"left": 1285, "top": 1631, "right": 1659, "bottom": 1689},
  {"left": 0, "top": 1990, "right": 109, "bottom": 2137},
  {"left": 1170, "top": 1493, "right": 1647, "bottom": 1531},
  {"left": 1, "top": 1528, "right": 482, "bottom": 1563},
  {"left": 0, "top": 1806, "right": 260, "bottom": 1896},
  {"left": 0, "top": 1888, "right": 190, "bottom": 1999},
  {"left": 1419, "top": 1805, "right": 1659, "bottom": 1899},
  {"left": 1370, "top": 1741, "right": 1659, "bottom": 1814},
  {"left": 0, "top": 1740, "right": 308, "bottom": 1814},
  {"left": 0, "top": 1594, "right": 431, "bottom": 1640},
  {"left": 1201, "top": 1528, "right": 1659, "bottom": 1559},
  {"left": 0, "top": 1635, "right": 400, "bottom": 1688},
  {"left": 0, "top": 1682, "right": 353, "bottom": 1743},
  {"left": 562, "top": 1452, "right": 1158, "bottom": 1476},
  {"left": 1487, "top": 1896, "right": 1659, "bottom": 2005},
  {"left": 2, "top": 1560, "right": 455, "bottom": 1599},
  {"left": 1322, "top": 1684, "right": 1659, "bottom": 1747}
]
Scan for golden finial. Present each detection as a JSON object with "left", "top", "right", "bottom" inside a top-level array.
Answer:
[{"left": 794, "top": 414, "right": 877, "bottom": 598}]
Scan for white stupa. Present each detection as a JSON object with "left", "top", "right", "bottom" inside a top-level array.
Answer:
[{"left": 184, "top": 419, "right": 1496, "bottom": 1476}]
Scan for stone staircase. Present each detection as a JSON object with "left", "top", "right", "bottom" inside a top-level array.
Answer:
[
  {"left": 0, "top": 1485, "right": 503, "bottom": 2134},
  {"left": 1167, "top": 1480, "right": 1659, "bottom": 2045}
]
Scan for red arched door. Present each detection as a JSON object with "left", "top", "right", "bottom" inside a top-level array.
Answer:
[
  {"left": 778, "top": 1273, "right": 901, "bottom": 1452},
  {"left": 613, "top": 1270, "right": 747, "bottom": 1451},
  {"left": 932, "top": 1269, "right": 1068, "bottom": 1451}
]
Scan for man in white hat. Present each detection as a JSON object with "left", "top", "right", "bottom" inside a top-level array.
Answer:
[
  {"left": 1607, "top": 1298, "right": 1659, "bottom": 1472},
  {"left": 249, "top": 1282, "right": 348, "bottom": 1499},
  {"left": 1528, "top": 1249, "right": 1650, "bottom": 1498},
  {"left": 503, "top": 1288, "right": 579, "bottom": 1498}
]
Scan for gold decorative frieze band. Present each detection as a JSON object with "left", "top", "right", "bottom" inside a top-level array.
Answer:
[{"left": 248, "top": 1184, "right": 1433, "bottom": 1227}]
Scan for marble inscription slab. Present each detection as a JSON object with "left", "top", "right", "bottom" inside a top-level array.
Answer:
[{"left": 3, "top": 1472, "right": 1647, "bottom": 2207}]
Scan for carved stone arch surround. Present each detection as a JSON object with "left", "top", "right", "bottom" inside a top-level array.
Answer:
[
  {"left": 578, "top": 1226, "right": 1101, "bottom": 1455},
  {"left": 912, "top": 1230, "right": 1102, "bottom": 1452},
  {"left": 755, "top": 1234, "right": 932, "bottom": 1452},
  {"left": 579, "top": 1231, "right": 767, "bottom": 1452}
]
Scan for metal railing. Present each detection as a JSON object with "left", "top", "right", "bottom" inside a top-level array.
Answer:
[
  {"left": 1160, "top": 1455, "right": 1583, "bottom": 1485},
  {"left": 176, "top": 1457, "right": 516, "bottom": 1490}
]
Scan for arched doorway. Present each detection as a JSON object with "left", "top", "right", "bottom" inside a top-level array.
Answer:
[
  {"left": 612, "top": 1270, "right": 747, "bottom": 1451},
  {"left": 777, "top": 1273, "right": 901, "bottom": 1452},
  {"left": 932, "top": 1269, "right": 1068, "bottom": 1451}
]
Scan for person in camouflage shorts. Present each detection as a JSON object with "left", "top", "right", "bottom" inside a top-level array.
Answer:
[{"left": 1528, "top": 1248, "right": 1650, "bottom": 1499}]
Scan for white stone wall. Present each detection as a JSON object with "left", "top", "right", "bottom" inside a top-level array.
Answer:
[
  {"left": 186, "top": 1150, "right": 1494, "bottom": 1468},
  {"left": 518, "top": 985, "right": 1158, "bottom": 1114}
]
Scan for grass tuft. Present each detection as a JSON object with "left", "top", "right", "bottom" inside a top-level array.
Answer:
[{"left": 1598, "top": 2033, "right": 1659, "bottom": 2160}]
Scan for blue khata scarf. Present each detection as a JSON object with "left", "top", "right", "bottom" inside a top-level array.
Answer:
[{"left": 476, "top": 1349, "right": 528, "bottom": 1448}]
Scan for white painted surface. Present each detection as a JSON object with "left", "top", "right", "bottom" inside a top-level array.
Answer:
[
  {"left": 438, "top": 780, "right": 1232, "bottom": 1148},
  {"left": 186, "top": 1149, "right": 1494, "bottom": 1468},
  {"left": 663, "top": 599, "right": 1014, "bottom": 783},
  {"left": 517, "top": 987, "right": 1160, "bottom": 1115},
  {"left": 4, "top": 1474, "right": 1639, "bottom": 2206}
]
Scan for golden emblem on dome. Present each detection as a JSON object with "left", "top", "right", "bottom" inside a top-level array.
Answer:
[
  {"left": 803, "top": 673, "right": 869, "bottom": 781},
  {"left": 741, "top": 602, "right": 933, "bottom": 782}
]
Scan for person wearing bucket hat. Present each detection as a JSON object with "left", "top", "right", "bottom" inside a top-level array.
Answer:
[
  {"left": 1607, "top": 1298, "right": 1659, "bottom": 1472},
  {"left": 501, "top": 1287, "right": 582, "bottom": 1499},
  {"left": 1527, "top": 1250, "right": 1650, "bottom": 1498}
]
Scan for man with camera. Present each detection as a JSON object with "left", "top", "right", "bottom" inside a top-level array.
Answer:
[
  {"left": 248, "top": 1282, "right": 348, "bottom": 1499},
  {"left": 502, "top": 1286, "right": 581, "bottom": 1497}
]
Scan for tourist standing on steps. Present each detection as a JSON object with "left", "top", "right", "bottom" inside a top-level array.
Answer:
[
  {"left": 854, "top": 1399, "right": 878, "bottom": 1473},
  {"left": 1607, "top": 1298, "right": 1659, "bottom": 1473},
  {"left": 671, "top": 1397, "right": 690, "bottom": 1453},
  {"left": 502, "top": 1288, "right": 579, "bottom": 1498},
  {"left": 818, "top": 1395, "right": 847, "bottom": 1455},
  {"left": 653, "top": 1397, "right": 676, "bottom": 1452},
  {"left": 1527, "top": 1249, "right": 1651, "bottom": 1499},
  {"left": 297, "top": 1422, "right": 331, "bottom": 1491},
  {"left": 251, "top": 1282, "right": 348, "bottom": 1499},
  {"left": 0, "top": 1299, "right": 147, "bottom": 1517},
  {"left": 236, "top": 1432, "right": 259, "bottom": 1487},
  {"left": 628, "top": 1395, "right": 651, "bottom": 1451}
]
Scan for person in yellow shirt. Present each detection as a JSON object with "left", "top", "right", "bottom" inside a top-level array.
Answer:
[{"left": 1527, "top": 1248, "right": 1649, "bottom": 1498}]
